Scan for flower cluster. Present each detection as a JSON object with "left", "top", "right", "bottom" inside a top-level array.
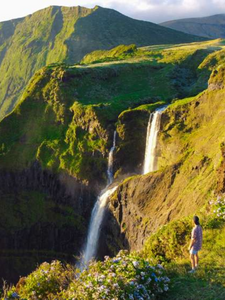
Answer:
[
  {"left": 3, "top": 252, "right": 170, "bottom": 300},
  {"left": 62, "top": 250, "right": 170, "bottom": 299},
  {"left": 3, "top": 260, "right": 74, "bottom": 300},
  {"left": 210, "top": 195, "right": 225, "bottom": 220}
]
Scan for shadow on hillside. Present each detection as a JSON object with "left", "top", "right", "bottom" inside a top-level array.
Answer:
[{"left": 0, "top": 162, "right": 98, "bottom": 285}]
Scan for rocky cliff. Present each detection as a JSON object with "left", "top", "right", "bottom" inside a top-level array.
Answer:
[
  {"left": 0, "top": 162, "right": 97, "bottom": 283},
  {"left": 105, "top": 62, "right": 225, "bottom": 254}
]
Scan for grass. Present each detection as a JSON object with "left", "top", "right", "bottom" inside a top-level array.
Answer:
[
  {"left": 142, "top": 217, "right": 225, "bottom": 300},
  {"left": 164, "top": 265, "right": 225, "bottom": 300},
  {"left": 163, "top": 226, "right": 225, "bottom": 300}
]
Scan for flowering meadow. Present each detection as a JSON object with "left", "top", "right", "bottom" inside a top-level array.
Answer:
[{"left": 2, "top": 251, "right": 170, "bottom": 300}]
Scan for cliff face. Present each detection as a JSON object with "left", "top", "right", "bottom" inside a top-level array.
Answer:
[
  {"left": 0, "top": 161, "right": 98, "bottom": 283},
  {"left": 0, "top": 59, "right": 167, "bottom": 282},
  {"left": 0, "top": 66, "right": 110, "bottom": 283},
  {"left": 105, "top": 66, "right": 225, "bottom": 253},
  {"left": 115, "top": 109, "right": 150, "bottom": 175}
]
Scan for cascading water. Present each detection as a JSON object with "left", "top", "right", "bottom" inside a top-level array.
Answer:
[
  {"left": 80, "top": 131, "right": 117, "bottom": 267},
  {"left": 143, "top": 107, "right": 165, "bottom": 174},
  {"left": 107, "top": 130, "right": 116, "bottom": 185}
]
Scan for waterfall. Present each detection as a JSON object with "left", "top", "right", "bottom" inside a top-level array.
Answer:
[
  {"left": 107, "top": 131, "right": 116, "bottom": 185},
  {"left": 81, "top": 185, "right": 118, "bottom": 266},
  {"left": 80, "top": 131, "right": 117, "bottom": 267},
  {"left": 143, "top": 107, "right": 165, "bottom": 174}
]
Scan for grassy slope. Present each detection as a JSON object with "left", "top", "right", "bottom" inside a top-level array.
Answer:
[
  {"left": 156, "top": 76, "right": 225, "bottom": 216},
  {"left": 0, "top": 40, "right": 222, "bottom": 182},
  {"left": 143, "top": 219, "right": 225, "bottom": 300},
  {"left": 0, "top": 6, "right": 94, "bottom": 119}
]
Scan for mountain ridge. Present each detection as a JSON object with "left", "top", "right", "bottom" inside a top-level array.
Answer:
[
  {"left": 0, "top": 5, "right": 205, "bottom": 120},
  {"left": 161, "top": 13, "right": 225, "bottom": 39}
]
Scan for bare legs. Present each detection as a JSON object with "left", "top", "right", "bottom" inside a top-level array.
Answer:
[
  {"left": 195, "top": 253, "right": 199, "bottom": 268},
  {"left": 190, "top": 254, "right": 195, "bottom": 269},
  {"left": 190, "top": 253, "right": 199, "bottom": 270}
]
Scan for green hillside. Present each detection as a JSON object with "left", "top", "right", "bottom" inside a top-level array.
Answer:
[
  {"left": 0, "top": 39, "right": 222, "bottom": 177},
  {"left": 1, "top": 39, "right": 225, "bottom": 288},
  {"left": 0, "top": 5, "right": 205, "bottom": 120},
  {"left": 161, "top": 14, "right": 225, "bottom": 39}
]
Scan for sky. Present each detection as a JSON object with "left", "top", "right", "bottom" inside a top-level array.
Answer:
[{"left": 1, "top": 0, "right": 225, "bottom": 24}]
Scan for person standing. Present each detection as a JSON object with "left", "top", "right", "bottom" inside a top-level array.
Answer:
[{"left": 188, "top": 216, "right": 203, "bottom": 273}]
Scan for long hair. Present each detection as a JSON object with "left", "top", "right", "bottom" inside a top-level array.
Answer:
[{"left": 193, "top": 215, "right": 200, "bottom": 225}]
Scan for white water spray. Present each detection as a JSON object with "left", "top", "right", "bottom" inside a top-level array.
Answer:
[
  {"left": 143, "top": 107, "right": 165, "bottom": 174},
  {"left": 80, "top": 131, "right": 117, "bottom": 267}
]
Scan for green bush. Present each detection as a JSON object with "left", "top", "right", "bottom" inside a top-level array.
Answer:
[
  {"left": 5, "top": 260, "right": 74, "bottom": 300},
  {"left": 3, "top": 252, "right": 170, "bottom": 300},
  {"left": 62, "top": 251, "right": 169, "bottom": 300},
  {"left": 142, "top": 219, "right": 192, "bottom": 262}
]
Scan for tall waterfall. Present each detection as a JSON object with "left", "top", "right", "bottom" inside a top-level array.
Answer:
[
  {"left": 80, "top": 131, "right": 117, "bottom": 267},
  {"left": 143, "top": 107, "right": 165, "bottom": 174}
]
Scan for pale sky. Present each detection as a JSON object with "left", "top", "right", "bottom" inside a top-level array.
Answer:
[{"left": 1, "top": 0, "right": 225, "bottom": 24}]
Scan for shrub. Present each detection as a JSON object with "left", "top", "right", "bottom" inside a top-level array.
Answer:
[
  {"left": 142, "top": 219, "right": 192, "bottom": 262},
  {"left": 62, "top": 250, "right": 170, "bottom": 300},
  {"left": 3, "top": 252, "right": 170, "bottom": 300},
  {"left": 3, "top": 260, "right": 75, "bottom": 300}
]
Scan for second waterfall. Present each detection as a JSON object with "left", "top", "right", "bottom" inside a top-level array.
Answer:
[
  {"left": 80, "top": 131, "right": 117, "bottom": 267},
  {"left": 143, "top": 107, "right": 165, "bottom": 174}
]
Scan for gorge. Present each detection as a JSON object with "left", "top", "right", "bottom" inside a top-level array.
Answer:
[{"left": 81, "top": 104, "right": 165, "bottom": 267}]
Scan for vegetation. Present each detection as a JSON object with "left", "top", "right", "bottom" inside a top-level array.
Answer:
[
  {"left": 1, "top": 36, "right": 225, "bottom": 293},
  {"left": 2, "top": 252, "right": 170, "bottom": 300},
  {"left": 81, "top": 44, "right": 138, "bottom": 64},
  {"left": 1, "top": 39, "right": 222, "bottom": 180},
  {"left": 142, "top": 216, "right": 225, "bottom": 300},
  {"left": 2, "top": 206, "right": 224, "bottom": 299}
]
